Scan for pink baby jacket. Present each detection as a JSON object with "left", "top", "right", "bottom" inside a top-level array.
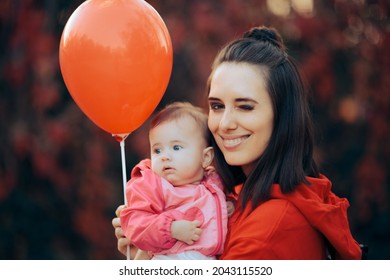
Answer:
[{"left": 120, "top": 159, "right": 228, "bottom": 257}]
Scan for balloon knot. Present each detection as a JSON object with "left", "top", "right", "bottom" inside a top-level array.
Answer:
[{"left": 112, "top": 133, "right": 129, "bottom": 142}]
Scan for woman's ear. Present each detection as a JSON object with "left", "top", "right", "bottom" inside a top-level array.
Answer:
[{"left": 202, "top": 147, "right": 214, "bottom": 168}]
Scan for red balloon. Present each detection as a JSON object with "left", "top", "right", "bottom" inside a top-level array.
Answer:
[{"left": 59, "top": 0, "right": 172, "bottom": 135}]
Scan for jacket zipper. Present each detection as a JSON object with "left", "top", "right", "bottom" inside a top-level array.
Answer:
[{"left": 204, "top": 182, "right": 223, "bottom": 256}]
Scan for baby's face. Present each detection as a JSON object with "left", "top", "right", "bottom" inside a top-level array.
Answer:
[{"left": 149, "top": 117, "right": 207, "bottom": 186}]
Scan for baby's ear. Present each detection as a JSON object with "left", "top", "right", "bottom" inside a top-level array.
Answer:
[{"left": 202, "top": 147, "right": 214, "bottom": 168}]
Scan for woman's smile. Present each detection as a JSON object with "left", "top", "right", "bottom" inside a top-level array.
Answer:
[{"left": 219, "top": 134, "right": 250, "bottom": 149}]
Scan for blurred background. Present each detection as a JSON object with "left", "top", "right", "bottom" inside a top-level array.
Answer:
[{"left": 0, "top": 0, "right": 389, "bottom": 259}]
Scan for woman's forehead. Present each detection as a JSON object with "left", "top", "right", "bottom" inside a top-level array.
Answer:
[{"left": 209, "top": 62, "right": 269, "bottom": 101}]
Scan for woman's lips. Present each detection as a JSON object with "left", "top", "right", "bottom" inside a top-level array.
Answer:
[{"left": 220, "top": 135, "right": 249, "bottom": 148}]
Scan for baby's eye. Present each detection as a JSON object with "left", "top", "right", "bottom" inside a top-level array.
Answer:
[
  {"left": 173, "top": 145, "right": 182, "bottom": 151},
  {"left": 153, "top": 148, "right": 161, "bottom": 154}
]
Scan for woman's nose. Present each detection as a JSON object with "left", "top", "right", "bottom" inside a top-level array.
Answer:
[{"left": 219, "top": 110, "right": 237, "bottom": 131}]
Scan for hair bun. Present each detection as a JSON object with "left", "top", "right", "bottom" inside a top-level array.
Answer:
[{"left": 244, "top": 26, "right": 286, "bottom": 51}]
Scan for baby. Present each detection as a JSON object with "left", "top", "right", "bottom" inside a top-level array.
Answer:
[{"left": 120, "top": 102, "right": 233, "bottom": 260}]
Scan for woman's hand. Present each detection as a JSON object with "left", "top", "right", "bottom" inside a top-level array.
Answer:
[{"left": 112, "top": 205, "right": 137, "bottom": 257}]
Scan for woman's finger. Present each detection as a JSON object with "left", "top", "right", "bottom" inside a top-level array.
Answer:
[{"left": 115, "top": 204, "right": 126, "bottom": 217}]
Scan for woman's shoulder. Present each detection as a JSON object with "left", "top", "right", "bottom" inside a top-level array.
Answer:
[
  {"left": 234, "top": 198, "right": 308, "bottom": 236},
  {"left": 222, "top": 199, "right": 314, "bottom": 259},
  {"left": 248, "top": 199, "right": 297, "bottom": 222},
  {"left": 251, "top": 198, "right": 297, "bottom": 216}
]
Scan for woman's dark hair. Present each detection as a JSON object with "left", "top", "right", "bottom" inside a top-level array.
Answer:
[{"left": 207, "top": 26, "right": 320, "bottom": 210}]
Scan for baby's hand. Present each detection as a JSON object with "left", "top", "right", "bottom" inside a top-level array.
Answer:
[
  {"left": 171, "top": 220, "right": 202, "bottom": 245},
  {"left": 227, "top": 200, "right": 235, "bottom": 217}
]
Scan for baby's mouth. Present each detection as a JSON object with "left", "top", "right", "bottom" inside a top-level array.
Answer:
[{"left": 163, "top": 166, "right": 174, "bottom": 172}]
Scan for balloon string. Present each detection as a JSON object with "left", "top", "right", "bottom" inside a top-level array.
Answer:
[
  {"left": 120, "top": 139, "right": 128, "bottom": 205},
  {"left": 119, "top": 139, "right": 131, "bottom": 261}
]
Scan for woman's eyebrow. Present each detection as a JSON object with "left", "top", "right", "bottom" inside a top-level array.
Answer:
[
  {"left": 236, "top": 97, "right": 257, "bottom": 102},
  {"left": 208, "top": 97, "right": 258, "bottom": 103}
]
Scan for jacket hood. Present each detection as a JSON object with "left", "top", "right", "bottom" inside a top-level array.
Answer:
[
  {"left": 269, "top": 174, "right": 362, "bottom": 259},
  {"left": 131, "top": 159, "right": 151, "bottom": 177}
]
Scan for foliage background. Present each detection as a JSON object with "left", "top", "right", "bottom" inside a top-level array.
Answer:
[{"left": 0, "top": 0, "right": 389, "bottom": 259}]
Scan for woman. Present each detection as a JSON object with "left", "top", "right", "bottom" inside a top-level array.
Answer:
[{"left": 113, "top": 26, "right": 362, "bottom": 259}]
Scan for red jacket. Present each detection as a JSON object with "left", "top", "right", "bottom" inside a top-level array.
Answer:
[{"left": 220, "top": 174, "right": 362, "bottom": 260}]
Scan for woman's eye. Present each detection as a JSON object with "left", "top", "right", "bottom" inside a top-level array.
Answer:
[
  {"left": 238, "top": 104, "right": 254, "bottom": 111},
  {"left": 173, "top": 145, "right": 182, "bottom": 151},
  {"left": 209, "top": 103, "right": 224, "bottom": 111}
]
